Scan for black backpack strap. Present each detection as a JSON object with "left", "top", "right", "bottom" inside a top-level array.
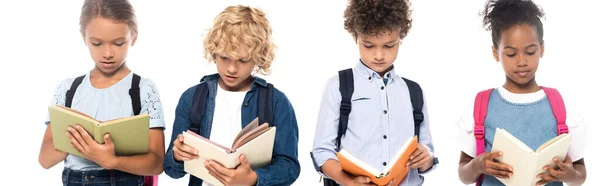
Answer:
[
  {"left": 129, "top": 73, "right": 142, "bottom": 115},
  {"left": 258, "top": 83, "right": 274, "bottom": 126},
  {"left": 402, "top": 77, "right": 424, "bottom": 137},
  {"left": 337, "top": 68, "right": 354, "bottom": 152},
  {"left": 65, "top": 75, "right": 86, "bottom": 108},
  {"left": 190, "top": 83, "right": 209, "bottom": 133},
  {"left": 318, "top": 69, "right": 354, "bottom": 186}
]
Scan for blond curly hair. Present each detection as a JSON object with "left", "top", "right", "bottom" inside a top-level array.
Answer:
[{"left": 203, "top": 5, "right": 275, "bottom": 75}]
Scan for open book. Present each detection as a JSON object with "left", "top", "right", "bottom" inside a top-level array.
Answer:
[
  {"left": 48, "top": 105, "right": 149, "bottom": 157},
  {"left": 183, "top": 118, "right": 276, "bottom": 186},
  {"left": 491, "top": 128, "right": 571, "bottom": 186},
  {"left": 336, "top": 136, "right": 418, "bottom": 186}
]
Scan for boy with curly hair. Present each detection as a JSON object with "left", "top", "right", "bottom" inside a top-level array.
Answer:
[
  {"left": 311, "top": 0, "right": 438, "bottom": 185},
  {"left": 163, "top": 5, "right": 300, "bottom": 186}
]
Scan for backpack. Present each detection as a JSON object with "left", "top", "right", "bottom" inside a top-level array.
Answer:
[
  {"left": 65, "top": 74, "right": 158, "bottom": 186},
  {"left": 473, "top": 87, "right": 569, "bottom": 186},
  {"left": 186, "top": 80, "right": 274, "bottom": 183},
  {"left": 314, "top": 69, "right": 433, "bottom": 186}
]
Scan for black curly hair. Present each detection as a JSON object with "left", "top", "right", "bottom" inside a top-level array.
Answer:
[
  {"left": 482, "top": 0, "right": 545, "bottom": 48},
  {"left": 344, "top": 0, "right": 412, "bottom": 39}
]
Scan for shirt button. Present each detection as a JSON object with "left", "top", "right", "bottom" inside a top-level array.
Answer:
[
  {"left": 383, "top": 135, "right": 387, "bottom": 139},
  {"left": 380, "top": 86, "right": 384, "bottom": 90},
  {"left": 383, "top": 162, "right": 387, "bottom": 166},
  {"left": 243, "top": 102, "right": 249, "bottom": 107},
  {"left": 383, "top": 110, "right": 387, "bottom": 114}
]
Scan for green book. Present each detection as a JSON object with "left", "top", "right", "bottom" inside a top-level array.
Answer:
[{"left": 48, "top": 105, "right": 149, "bottom": 157}]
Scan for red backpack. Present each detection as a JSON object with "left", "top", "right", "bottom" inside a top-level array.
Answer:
[{"left": 473, "top": 87, "right": 569, "bottom": 186}]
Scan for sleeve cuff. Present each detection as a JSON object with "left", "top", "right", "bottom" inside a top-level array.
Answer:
[
  {"left": 311, "top": 149, "right": 338, "bottom": 176},
  {"left": 418, "top": 147, "right": 438, "bottom": 174},
  {"left": 254, "top": 169, "right": 269, "bottom": 186},
  {"left": 167, "top": 149, "right": 184, "bottom": 167},
  {"left": 418, "top": 157, "right": 438, "bottom": 174}
]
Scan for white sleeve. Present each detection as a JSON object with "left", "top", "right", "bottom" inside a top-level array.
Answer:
[
  {"left": 457, "top": 95, "right": 477, "bottom": 158},
  {"left": 140, "top": 78, "right": 166, "bottom": 129},
  {"left": 563, "top": 95, "right": 586, "bottom": 162},
  {"left": 44, "top": 79, "right": 72, "bottom": 125}
]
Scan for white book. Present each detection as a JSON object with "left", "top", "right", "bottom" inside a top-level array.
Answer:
[
  {"left": 491, "top": 128, "right": 571, "bottom": 186},
  {"left": 182, "top": 118, "right": 276, "bottom": 186}
]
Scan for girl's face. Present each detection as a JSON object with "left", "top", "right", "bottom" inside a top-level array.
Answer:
[
  {"left": 493, "top": 23, "right": 544, "bottom": 87},
  {"left": 356, "top": 29, "right": 401, "bottom": 78},
  {"left": 84, "top": 17, "right": 136, "bottom": 75},
  {"left": 215, "top": 46, "right": 256, "bottom": 92}
]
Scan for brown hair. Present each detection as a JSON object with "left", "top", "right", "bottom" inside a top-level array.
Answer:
[
  {"left": 203, "top": 5, "right": 276, "bottom": 75},
  {"left": 79, "top": 0, "right": 138, "bottom": 36},
  {"left": 344, "top": 0, "right": 412, "bottom": 39}
]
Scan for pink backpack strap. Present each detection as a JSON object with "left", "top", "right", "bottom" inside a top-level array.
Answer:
[
  {"left": 541, "top": 87, "right": 568, "bottom": 135},
  {"left": 143, "top": 175, "right": 158, "bottom": 186},
  {"left": 473, "top": 88, "right": 494, "bottom": 186}
]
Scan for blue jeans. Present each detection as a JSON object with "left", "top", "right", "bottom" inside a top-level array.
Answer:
[{"left": 62, "top": 168, "right": 143, "bottom": 186}]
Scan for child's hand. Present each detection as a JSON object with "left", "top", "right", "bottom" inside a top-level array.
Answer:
[
  {"left": 205, "top": 154, "right": 257, "bottom": 186},
  {"left": 66, "top": 125, "right": 117, "bottom": 169},
  {"left": 346, "top": 176, "right": 377, "bottom": 186},
  {"left": 535, "top": 156, "right": 577, "bottom": 186},
  {"left": 475, "top": 151, "right": 513, "bottom": 179},
  {"left": 173, "top": 134, "right": 199, "bottom": 161},
  {"left": 407, "top": 144, "right": 434, "bottom": 171}
]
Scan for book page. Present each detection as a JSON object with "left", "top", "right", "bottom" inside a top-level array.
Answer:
[
  {"left": 232, "top": 118, "right": 260, "bottom": 146},
  {"left": 491, "top": 128, "right": 536, "bottom": 186},
  {"left": 231, "top": 124, "right": 269, "bottom": 150},
  {"left": 231, "top": 127, "right": 276, "bottom": 169},
  {"left": 185, "top": 130, "right": 232, "bottom": 153},
  {"left": 338, "top": 148, "right": 382, "bottom": 177},
  {"left": 384, "top": 135, "right": 417, "bottom": 173},
  {"left": 55, "top": 105, "right": 97, "bottom": 122},
  {"left": 536, "top": 133, "right": 569, "bottom": 153}
]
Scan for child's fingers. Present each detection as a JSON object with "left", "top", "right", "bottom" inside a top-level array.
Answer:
[
  {"left": 536, "top": 179, "right": 551, "bottom": 186},
  {"left": 177, "top": 134, "right": 184, "bottom": 143},
  {"left": 178, "top": 143, "right": 199, "bottom": 155},
  {"left": 409, "top": 156, "right": 430, "bottom": 169},
  {"left": 407, "top": 151, "right": 424, "bottom": 166},
  {"left": 487, "top": 168, "right": 512, "bottom": 179},
  {"left": 408, "top": 152, "right": 429, "bottom": 168},
  {"left": 537, "top": 172, "right": 557, "bottom": 183},
  {"left": 487, "top": 161, "right": 513, "bottom": 172},
  {"left": 207, "top": 169, "right": 227, "bottom": 185},
  {"left": 174, "top": 149, "right": 195, "bottom": 161},
  {"left": 67, "top": 132, "right": 85, "bottom": 153},
  {"left": 546, "top": 166, "right": 564, "bottom": 179},
  {"left": 67, "top": 127, "right": 88, "bottom": 147},
  {"left": 487, "top": 151, "right": 503, "bottom": 160},
  {"left": 409, "top": 147, "right": 424, "bottom": 160},
  {"left": 554, "top": 156, "right": 570, "bottom": 170},
  {"left": 353, "top": 176, "right": 371, "bottom": 184}
]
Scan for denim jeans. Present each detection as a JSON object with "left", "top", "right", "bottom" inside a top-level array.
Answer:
[{"left": 62, "top": 168, "right": 143, "bottom": 186}]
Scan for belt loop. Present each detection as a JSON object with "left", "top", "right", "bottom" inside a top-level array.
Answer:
[{"left": 110, "top": 170, "right": 116, "bottom": 186}]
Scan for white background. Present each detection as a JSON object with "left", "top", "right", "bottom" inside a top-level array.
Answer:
[{"left": 0, "top": 0, "right": 598, "bottom": 185}]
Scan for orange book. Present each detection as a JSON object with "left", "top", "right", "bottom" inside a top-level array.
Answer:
[{"left": 336, "top": 136, "right": 419, "bottom": 186}]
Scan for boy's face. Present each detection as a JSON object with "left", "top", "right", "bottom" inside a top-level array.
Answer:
[
  {"left": 84, "top": 17, "right": 136, "bottom": 75},
  {"left": 356, "top": 30, "right": 401, "bottom": 77},
  {"left": 215, "top": 46, "right": 256, "bottom": 91},
  {"left": 493, "top": 23, "right": 544, "bottom": 86}
]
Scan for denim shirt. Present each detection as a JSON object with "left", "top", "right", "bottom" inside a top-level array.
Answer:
[{"left": 164, "top": 74, "right": 300, "bottom": 186}]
